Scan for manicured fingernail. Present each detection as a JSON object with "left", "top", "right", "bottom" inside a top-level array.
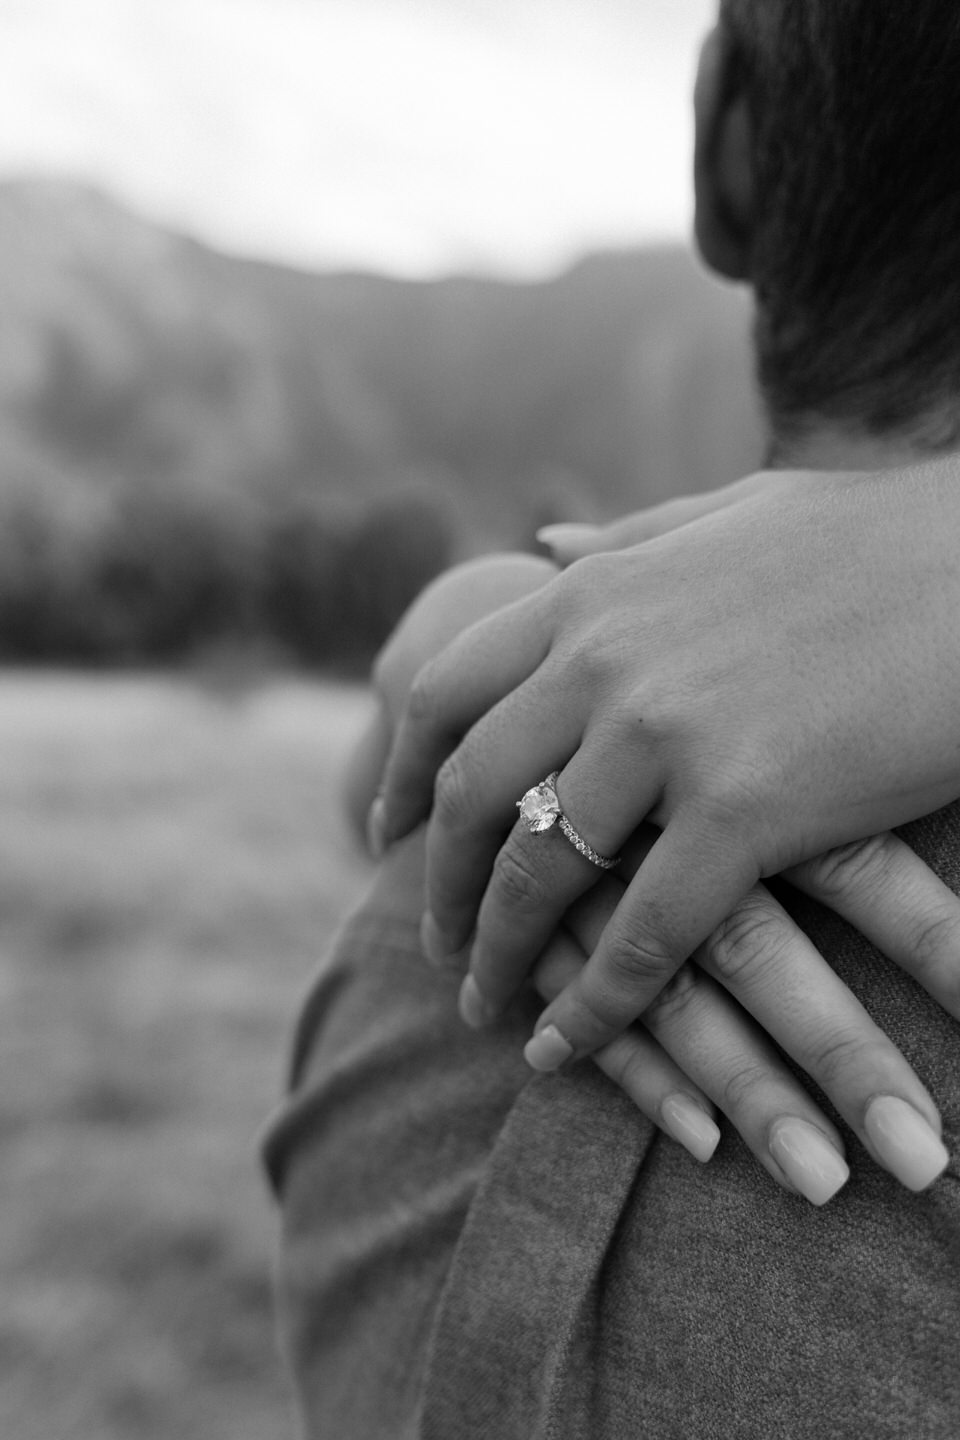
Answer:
[
  {"left": 523, "top": 1024, "right": 574, "bottom": 1072},
  {"left": 769, "top": 1118, "right": 850, "bottom": 1206},
  {"left": 366, "top": 796, "right": 387, "bottom": 859},
  {"left": 661, "top": 1093, "right": 721, "bottom": 1163},
  {"left": 534, "top": 523, "right": 597, "bottom": 559},
  {"left": 864, "top": 1096, "right": 949, "bottom": 1192},
  {"left": 458, "top": 974, "right": 498, "bottom": 1029}
]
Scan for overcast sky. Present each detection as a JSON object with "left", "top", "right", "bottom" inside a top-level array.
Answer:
[{"left": 0, "top": 0, "right": 716, "bottom": 277}]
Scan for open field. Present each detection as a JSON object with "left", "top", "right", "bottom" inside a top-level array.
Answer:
[{"left": 0, "top": 673, "right": 374, "bottom": 1440}]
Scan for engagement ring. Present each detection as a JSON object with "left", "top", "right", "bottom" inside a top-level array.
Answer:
[{"left": 517, "top": 772, "right": 620, "bottom": 870}]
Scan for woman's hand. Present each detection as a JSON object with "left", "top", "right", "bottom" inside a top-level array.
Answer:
[
  {"left": 376, "top": 463, "right": 960, "bottom": 1071},
  {"left": 531, "top": 825, "right": 952, "bottom": 1199},
  {"left": 359, "top": 538, "right": 956, "bottom": 1197}
]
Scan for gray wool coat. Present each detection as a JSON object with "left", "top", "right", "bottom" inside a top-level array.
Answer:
[{"left": 264, "top": 806, "right": 960, "bottom": 1440}]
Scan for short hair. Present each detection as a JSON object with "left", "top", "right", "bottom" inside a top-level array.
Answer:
[{"left": 721, "top": 0, "right": 960, "bottom": 448}]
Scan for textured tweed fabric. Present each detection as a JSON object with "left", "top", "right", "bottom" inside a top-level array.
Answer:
[{"left": 264, "top": 807, "right": 960, "bottom": 1439}]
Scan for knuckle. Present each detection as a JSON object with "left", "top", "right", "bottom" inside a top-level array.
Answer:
[
  {"left": 720, "top": 1058, "right": 774, "bottom": 1115},
  {"left": 802, "top": 1025, "right": 877, "bottom": 1091},
  {"left": 603, "top": 920, "right": 676, "bottom": 994},
  {"left": 701, "top": 770, "right": 764, "bottom": 831},
  {"left": 586, "top": 697, "right": 644, "bottom": 750},
  {"left": 798, "top": 833, "right": 894, "bottom": 902},
  {"left": 907, "top": 904, "right": 960, "bottom": 981},
  {"left": 570, "top": 980, "right": 639, "bottom": 1036},
  {"left": 489, "top": 843, "right": 551, "bottom": 918},
  {"left": 593, "top": 679, "right": 677, "bottom": 751},
  {"left": 599, "top": 1036, "right": 642, "bottom": 1094},
  {"left": 432, "top": 753, "right": 478, "bottom": 833},
  {"left": 681, "top": 770, "right": 763, "bottom": 856},
  {"left": 703, "top": 891, "right": 790, "bottom": 987},
  {"left": 557, "top": 643, "right": 625, "bottom": 715},
  {"left": 643, "top": 962, "right": 701, "bottom": 1032}
]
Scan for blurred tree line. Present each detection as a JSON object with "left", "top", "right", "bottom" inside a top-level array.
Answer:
[
  {"left": 0, "top": 182, "right": 763, "bottom": 674},
  {"left": 0, "top": 451, "right": 458, "bottom": 672}
]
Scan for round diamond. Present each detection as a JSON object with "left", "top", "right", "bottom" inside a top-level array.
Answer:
[{"left": 518, "top": 781, "right": 560, "bottom": 833}]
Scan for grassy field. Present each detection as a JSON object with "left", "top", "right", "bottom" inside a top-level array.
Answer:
[{"left": 0, "top": 673, "right": 375, "bottom": 1440}]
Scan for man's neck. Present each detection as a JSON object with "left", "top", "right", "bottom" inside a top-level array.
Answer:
[{"left": 770, "top": 419, "right": 960, "bottom": 472}]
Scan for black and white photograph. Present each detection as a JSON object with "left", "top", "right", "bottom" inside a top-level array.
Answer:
[{"left": 1, "top": 2, "right": 958, "bottom": 1437}]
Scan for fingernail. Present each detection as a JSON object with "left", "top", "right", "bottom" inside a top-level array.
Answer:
[
  {"left": 661, "top": 1093, "right": 721, "bottom": 1164},
  {"left": 458, "top": 974, "right": 498, "bottom": 1029},
  {"left": 366, "top": 796, "right": 387, "bottom": 859},
  {"left": 523, "top": 1023, "right": 574, "bottom": 1072},
  {"left": 769, "top": 1117, "right": 850, "bottom": 1206},
  {"left": 534, "top": 523, "right": 597, "bottom": 559},
  {"left": 864, "top": 1096, "right": 949, "bottom": 1192}
]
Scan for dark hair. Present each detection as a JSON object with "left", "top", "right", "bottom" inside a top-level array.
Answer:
[{"left": 722, "top": 0, "right": 960, "bottom": 447}]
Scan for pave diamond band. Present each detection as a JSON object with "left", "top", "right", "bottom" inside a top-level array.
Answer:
[
  {"left": 556, "top": 813, "right": 620, "bottom": 869},
  {"left": 516, "top": 771, "right": 620, "bottom": 871}
]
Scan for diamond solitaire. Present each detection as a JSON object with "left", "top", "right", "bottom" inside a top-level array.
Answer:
[{"left": 517, "top": 779, "right": 561, "bottom": 833}]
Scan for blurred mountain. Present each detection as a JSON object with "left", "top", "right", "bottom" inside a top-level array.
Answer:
[{"left": 0, "top": 177, "right": 763, "bottom": 549}]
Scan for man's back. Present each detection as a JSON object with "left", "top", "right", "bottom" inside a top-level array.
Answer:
[{"left": 265, "top": 2, "right": 960, "bottom": 1432}]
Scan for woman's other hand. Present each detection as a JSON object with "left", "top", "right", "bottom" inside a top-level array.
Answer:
[{"left": 531, "top": 825, "right": 952, "bottom": 1199}]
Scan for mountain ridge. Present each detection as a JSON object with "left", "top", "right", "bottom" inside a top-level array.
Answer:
[
  {"left": 0, "top": 177, "right": 764, "bottom": 665},
  {"left": 0, "top": 176, "right": 763, "bottom": 548}
]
